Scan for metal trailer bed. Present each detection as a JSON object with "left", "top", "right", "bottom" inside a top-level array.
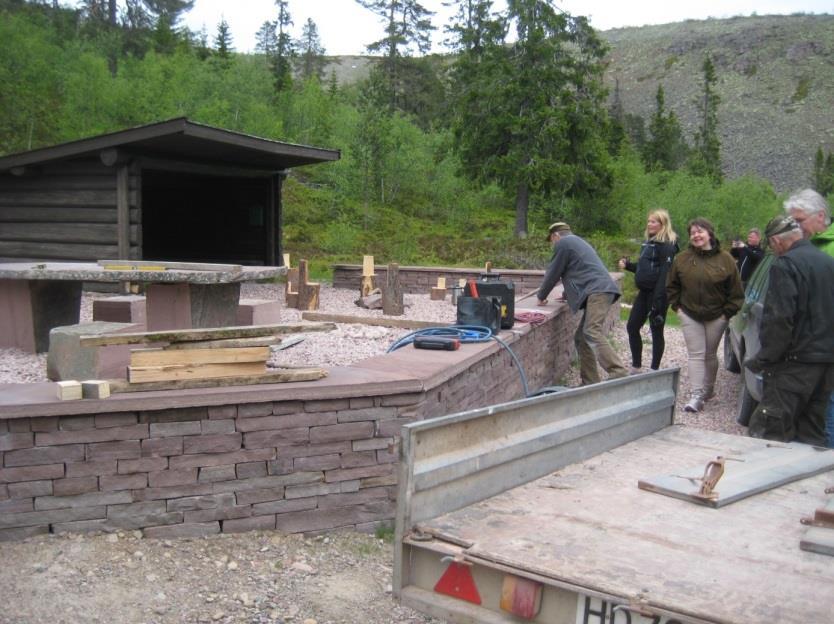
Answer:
[{"left": 393, "top": 369, "right": 834, "bottom": 624}]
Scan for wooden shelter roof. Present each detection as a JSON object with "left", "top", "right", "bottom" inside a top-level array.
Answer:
[{"left": 0, "top": 118, "right": 340, "bottom": 172}]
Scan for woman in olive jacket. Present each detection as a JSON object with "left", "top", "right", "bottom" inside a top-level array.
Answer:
[
  {"left": 667, "top": 217, "right": 744, "bottom": 412},
  {"left": 619, "top": 209, "right": 679, "bottom": 372}
]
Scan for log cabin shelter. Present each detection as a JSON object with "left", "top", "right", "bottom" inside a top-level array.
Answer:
[{"left": 0, "top": 118, "right": 340, "bottom": 265}]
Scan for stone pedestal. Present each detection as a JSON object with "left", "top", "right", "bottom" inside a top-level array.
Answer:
[
  {"left": 47, "top": 321, "right": 139, "bottom": 381},
  {"left": 145, "top": 283, "right": 241, "bottom": 331},
  {"left": 0, "top": 280, "right": 82, "bottom": 353}
]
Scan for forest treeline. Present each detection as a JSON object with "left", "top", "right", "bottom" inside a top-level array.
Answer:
[{"left": 3, "top": 0, "right": 833, "bottom": 275}]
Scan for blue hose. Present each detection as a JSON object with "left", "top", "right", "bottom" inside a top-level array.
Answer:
[{"left": 388, "top": 324, "right": 536, "bottom": 398}]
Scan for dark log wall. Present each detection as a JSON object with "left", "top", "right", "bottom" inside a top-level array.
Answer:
[{"left": 0, "top": 159, "right": 140, "bottom": 262}]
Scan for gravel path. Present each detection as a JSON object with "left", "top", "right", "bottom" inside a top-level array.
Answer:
[{"left": 0, "top": 285, "right": 746, "bottom": 624}]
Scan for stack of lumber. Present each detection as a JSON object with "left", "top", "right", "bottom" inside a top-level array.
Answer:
[
  {"left": 78, "top": 323, "right": 335, "bottom": 393},
  {"left": 128, "top": 345, "right": 271, "bottom": 383}
]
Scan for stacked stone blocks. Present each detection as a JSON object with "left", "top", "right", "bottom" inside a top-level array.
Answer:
[{"left": 0, "top": 285, "right": 618, "bottom": 540}]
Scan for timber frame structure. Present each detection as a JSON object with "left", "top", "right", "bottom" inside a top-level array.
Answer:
[{"left": 0, "top": 118, "right": 340, "bottom": 266}]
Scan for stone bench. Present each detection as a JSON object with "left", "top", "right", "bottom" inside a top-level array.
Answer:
[
  {"left": 92, "top": 295, "right": 147, "bottom": 327},
  {"left": 236, "top": 298, "right": 281, "bottom": 326},
  {"left": 47, "top": 321, "right": 141, "bottom": 381}
]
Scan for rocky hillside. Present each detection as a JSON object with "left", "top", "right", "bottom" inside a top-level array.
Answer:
[
  {"left": 602, "top": 14, "right": 834, "bottom": 191},
  {"left": 324, "top": 14, "right": 834, "bottom": 192}
]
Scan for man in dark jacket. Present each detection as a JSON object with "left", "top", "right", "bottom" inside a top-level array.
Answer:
[
  {"left": 746, "top": 215, "right": 834, "bottom": 446},
  {"left": 730, "top": 227, "right": 765, "bottom": 286},
  {"left": 537, "top": 222, "right": 628, "bottom": 385}
]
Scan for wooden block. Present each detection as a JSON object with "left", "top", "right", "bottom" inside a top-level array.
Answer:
[
  {"left": 360, "top": 275, "right": 376, "bottom": 298},
  {"left": 282, "top": 253, "right": 291, "bottom": 267},
  {"left": 430, "top": 287, "right": 447, "bottom": 301},
  {"left": 362, "top": 255, "right": 375, "bottom": 277},
  {"left": 81, "top": 380, "right": 111, "bottom": 399},
  {"left": 56, "top": 380, "right": 82, "bottom": 400},
  {"left": 297, "top": 260, "right": 320, "bottom": 311},
  {"left": 128, "top": 361, "right": 267, "bottom": 383},
  {"left": 485, "top": 261, "right": 493, "bottom": 273},
  {"left": 110, "top": 367, "right": 328, "bottom": 393},
  {"left": 458, "top": 278, "right": 467, "bottom": 288},
  {"left": 130, "top": 346, "right": 270, "bottom": 367},
  {"left": 436, "top": 277, "right": 446, "bottom": 289}
]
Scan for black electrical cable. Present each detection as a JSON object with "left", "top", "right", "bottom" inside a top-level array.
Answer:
[{"left": 386, "top": 324, "right": 562, "bottom": 399}]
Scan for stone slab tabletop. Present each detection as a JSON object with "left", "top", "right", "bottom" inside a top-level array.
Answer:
[{"left": 0, "top": 262, "right": 285, "bottom": 284}]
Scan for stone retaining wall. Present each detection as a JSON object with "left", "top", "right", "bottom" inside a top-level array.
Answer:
[
  {"left": 332, "top": 264, "right": 546, "bottom": 295},
  {"left": 0, "top": 286, "right": 617, "bottom": 541}
]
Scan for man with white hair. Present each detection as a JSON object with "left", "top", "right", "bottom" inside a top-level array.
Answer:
[
  {"left": 784, "top": 189, "right": 834, "bottom": 447},
  {"left": 745, "top": 215, "right": 834, "bottom": 446}
]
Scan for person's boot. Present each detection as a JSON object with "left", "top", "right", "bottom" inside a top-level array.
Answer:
[
  {"left": 702, "top": 386, "right": 716, "bottom": 401},
  {"left": 684, "top": 390, "right": 705, "bottom": 413}
]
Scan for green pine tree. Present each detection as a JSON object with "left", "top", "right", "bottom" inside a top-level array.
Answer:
[{"left": 689, "top": 55, "right": 723, "bottom": 183}]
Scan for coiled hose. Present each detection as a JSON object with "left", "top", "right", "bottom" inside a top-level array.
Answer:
[{"left": 387, "top": 324, "right": 565, "bottom": 399}]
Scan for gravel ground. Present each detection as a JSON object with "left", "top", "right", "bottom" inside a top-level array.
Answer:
[{"left": 0, "top": 285, "right": 745, "bottom": 624}]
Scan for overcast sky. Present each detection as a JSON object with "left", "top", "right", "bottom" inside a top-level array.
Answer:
[{"left": 69, "top": 1, "right": 834, "bottom": 55}]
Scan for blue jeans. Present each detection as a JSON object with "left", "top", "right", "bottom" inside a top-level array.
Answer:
[{"left": 827, "top": 392, "right": 834, "bottom": 448}]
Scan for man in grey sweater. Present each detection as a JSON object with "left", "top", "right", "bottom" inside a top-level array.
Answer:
[{"left": 537, "top": 222, "right": 628, "bottom": 385}]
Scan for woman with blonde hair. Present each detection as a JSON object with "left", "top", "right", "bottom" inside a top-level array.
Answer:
[{"left": 618, "top": 209, "right": 679, "bottom": 372}]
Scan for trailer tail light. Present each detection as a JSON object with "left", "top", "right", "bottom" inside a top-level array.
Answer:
[
  {"left": 434, "top": 559, "right": 482, "bottom": 605},
  {"left": 500, "top": 574, "right": 542, "bottom": 619}
]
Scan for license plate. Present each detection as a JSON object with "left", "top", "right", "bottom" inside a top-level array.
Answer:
[{"left": 575, "top": 595, "right": 685, "bottom": 624}]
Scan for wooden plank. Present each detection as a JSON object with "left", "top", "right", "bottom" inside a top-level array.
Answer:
[
  {"left": 79, "top": 322, "right": 336, "bottom": 346},
  {"left": 301, "top": 311, "right": 451, "bottom": 330},
  {"left": 128, "top": 361, "right": 266, "bottom": 383},
  {"left": 164, "top": 336, "right": 283, "bottom": 350},
  {"left": 413, "top": 428, "right": 834, "bottom": 624},
  {"left": 95, "top": 260, "right": 242, "bottom": 273},
  {"left": 638, "top": 444, "right": 834, "bottom": 507},
  {"left": 130, "top": 346, "right": 270, "bottom": 366},
  {"left": 109, "top": 367, "right": 327, "bottom": 393}
]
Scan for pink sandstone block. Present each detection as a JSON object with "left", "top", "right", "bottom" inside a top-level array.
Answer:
[
  {"left": 92, "top": 295, "right": 147, "bottom": 326},
  {"left": 236, "top": 298, "right": 281, "bottom": 326}
]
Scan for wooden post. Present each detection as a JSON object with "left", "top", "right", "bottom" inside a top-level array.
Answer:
[
  {"left": 285, "top": 255, "right": 299, "bottom": 308},
  {"left": 430, "top": 276, "right": 447, "bottom": 301},
  {"left": 382, "top": 263, "right": 404, "bottom": 316},
  {"left": 485, "top": 261, "right": 493, "bottom": 274},
  {"left": 360, "top": 255, "right": 376, "bottom": 297},
  {"left": 297, "top": 259, "right": 320, "bottom": 311}
]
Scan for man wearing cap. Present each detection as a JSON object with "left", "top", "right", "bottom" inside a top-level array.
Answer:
[
  {"left": 784, "top": 188, "right": 834, "bottom": 448},
  {"left": 537, "top": 222, "right": 628, "bottom": 385},
  {"left": 745, "top": 215, "right": 834, "bottom": 446}
]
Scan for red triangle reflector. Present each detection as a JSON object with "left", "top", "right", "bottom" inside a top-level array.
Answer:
[{"left": 434, "top": 561, "right": 482, "bottom": 605}]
